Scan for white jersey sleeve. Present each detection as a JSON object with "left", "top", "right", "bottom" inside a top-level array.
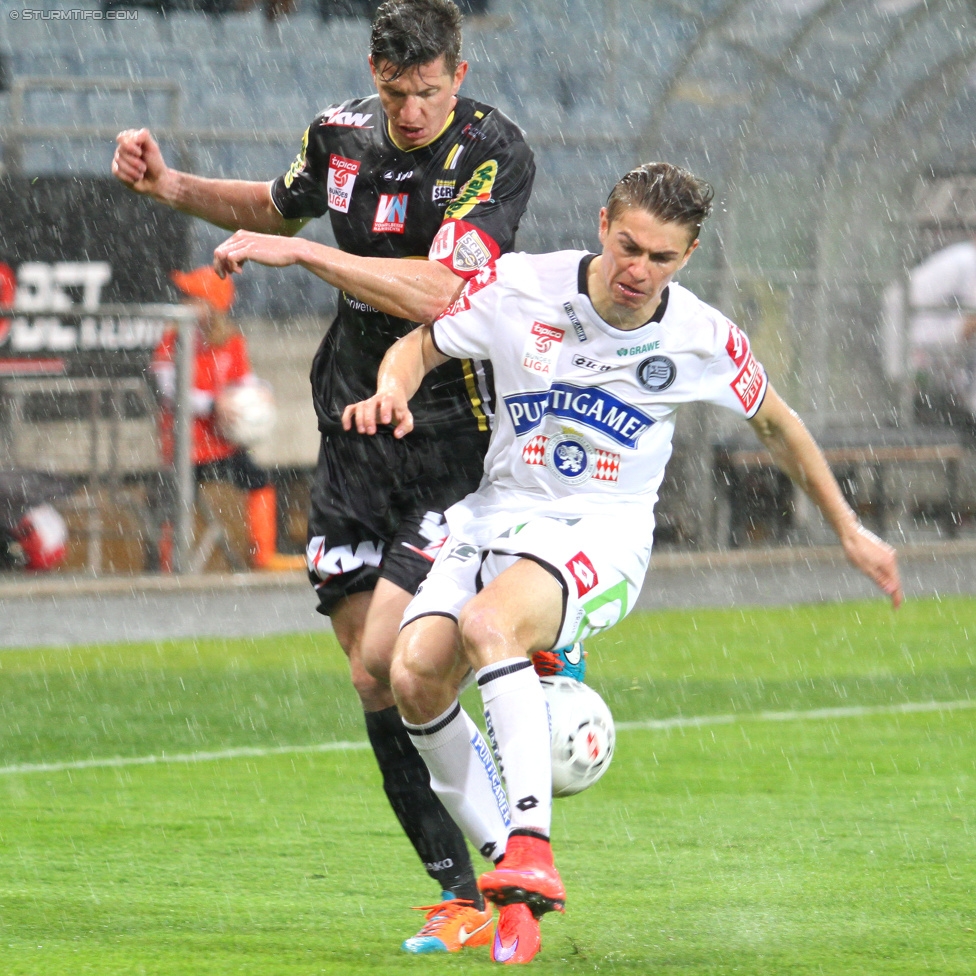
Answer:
[
  {"left": 431, "top": 263, "right": 503, "bottom": 361},
  {"left": 696, "top": 316, "right": 768, "bottom": 419}
]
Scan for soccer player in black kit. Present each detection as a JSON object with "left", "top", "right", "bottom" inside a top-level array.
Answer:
[{"left": 112, "top": 0, "right": 578, "bottom": 954}]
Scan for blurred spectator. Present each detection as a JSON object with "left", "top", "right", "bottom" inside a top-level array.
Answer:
[
  {"left": 151, "top": 266, "right": 304, "bottom": 571},
  {"left": 0, "top": 471, "right": 73, "bottom": 573},
  {"left": 885, "top": 235, "right": 976, "bottom": 435},
  {"left": 0, "top": 504, "right": 69, "bottom": 572}
]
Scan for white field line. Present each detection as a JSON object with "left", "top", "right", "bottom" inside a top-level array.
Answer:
[
  {"left": 615, "top": 697, "right": 976, "bottom": 731},
  {"left": 0, "top": 740, "right": 371, "bottom": 777},
  {"left": 2, "top": 698, "right": 974, "bottom": 778}
]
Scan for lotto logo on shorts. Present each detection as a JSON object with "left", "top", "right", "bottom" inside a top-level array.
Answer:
[
  {"left": 327, "top": 155, "right": 360, "bottom": 213},
  {"left": 566, "top": 551, "right": 599, "bottom": 598},
  {"left": 373, "top": 193, "right": 409, "bottom": 233}
]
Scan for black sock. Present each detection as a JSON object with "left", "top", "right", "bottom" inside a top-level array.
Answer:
[{"left": 364, "top": 706, "right": 483, "bottom": 908}]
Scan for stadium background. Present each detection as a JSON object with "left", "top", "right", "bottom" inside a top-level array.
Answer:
[
  {"left": 2, "top": 0, "right": 976, "bottom": 567},
  {"left": 2, "top": 10, "right": 976, "bottom": 973}
]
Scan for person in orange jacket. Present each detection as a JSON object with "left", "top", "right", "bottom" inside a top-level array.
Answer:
[{"left": 151, "top": 266, "right": 303, "bottom": 571}]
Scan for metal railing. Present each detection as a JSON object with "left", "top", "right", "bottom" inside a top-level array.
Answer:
[{"left": 0, "top": 303, "right": 199, "bottom": 573}]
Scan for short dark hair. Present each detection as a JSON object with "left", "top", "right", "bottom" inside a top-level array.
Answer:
[
  {"left": 370, "top": 0, "right": 463, "bottom": 79},
  {"left": 606, "top": 162, "right": 714, "bottom": 240}
]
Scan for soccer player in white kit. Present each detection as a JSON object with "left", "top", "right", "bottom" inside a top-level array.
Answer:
[{"left": 225, "top": 163, "right": 904, "bottom": 965}]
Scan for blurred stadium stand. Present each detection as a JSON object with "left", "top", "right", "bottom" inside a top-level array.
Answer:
[{"left": 3, "top": 0, "right": 976, "bottom": 561}]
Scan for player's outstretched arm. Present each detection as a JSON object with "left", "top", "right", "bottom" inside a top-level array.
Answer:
[
  {"left": 747, "top": 386, "right": 904, "bottom": 608},
  {"left": 213, "top": 230, "right": 464, "bottom": 324},
  {"left": 112, "top": 129, "right": 306, "bottom": 236},
  {"left": 341, "top": 325, "right": 448, "bottom": 439}
]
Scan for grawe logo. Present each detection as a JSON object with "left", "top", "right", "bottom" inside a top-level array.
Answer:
[{"left": 372, "top": 193, "right": 408, "bottom": 234}]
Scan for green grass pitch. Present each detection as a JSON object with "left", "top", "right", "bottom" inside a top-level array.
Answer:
[{"left": 1, "top": 597, "right": 974, "bottom": 974}]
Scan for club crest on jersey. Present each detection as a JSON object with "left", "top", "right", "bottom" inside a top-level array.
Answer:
[
  {"left": 373, "top": 193, "right": 408, "bottom": 234},
  {"left": 504, "top": 382, "right": 654, "bottom": 449},
  {"left": 522, "top": 433, "right": 620, "bottom": 485},
  {"left": 321, "top": 107, "right": 373, "bottom": 128},
  {"left": 521, "top": 434, "right": 620, "bottom": 483},
  {"left": 327, "top": 154, "right": 360, "bottom": 213},
  {"left": 545, "top": 432, "right": 596, "bottom": 485},
  {"left": 452, "top": 229, "right": 493, "bottom": 272},
  {"left": 522, "top": 322, "right": 565, "bottom": 378},
  {"left": 636, "top": 355, "right": 676, "bottom": 392}
]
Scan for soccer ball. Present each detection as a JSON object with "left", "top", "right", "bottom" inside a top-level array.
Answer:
[
  {"left": 542, "top": 676, "right": 615, "bottom": 797},
  {"left": 216, "top": 378, "right": 277, "bottom": 448}
]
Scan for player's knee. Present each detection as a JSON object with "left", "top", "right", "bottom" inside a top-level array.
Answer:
[
  {"left": 457, "top": 600, "right": 511, "bottom": 670},
  {"left": 389, "top": 629, "right": 454, "bottom": 721},
  {"left": 348, "top": 656, "right": 390, "bottom": 710},
  {"left": 359, "top": 634, "right": 395, "bottom": 686},
  {"left": 389, "top": 648, "right": 429, "bottom": 719}
]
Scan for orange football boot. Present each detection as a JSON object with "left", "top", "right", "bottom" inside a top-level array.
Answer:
[{"left": 401, "top": 895, "right": 494, "bottom": 954}]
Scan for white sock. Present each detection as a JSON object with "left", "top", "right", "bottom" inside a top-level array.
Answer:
[
  {"left": 404, "top": 701, "right": 511, "bottom": 863},
  {"left": 477, "top": 658, "right": 552, "bottom": 837}
]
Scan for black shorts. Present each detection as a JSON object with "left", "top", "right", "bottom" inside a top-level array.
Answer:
[{"left": 306, "top": 426, "right": 490, "bottom": 615}]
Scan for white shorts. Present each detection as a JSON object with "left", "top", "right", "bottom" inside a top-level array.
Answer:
[{"left": 401, "top": 514, "right": 652, "bottom": 648}]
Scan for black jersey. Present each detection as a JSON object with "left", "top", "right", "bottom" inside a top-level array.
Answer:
[{"left": 270, "top": 94, "right": 535, "bottom": 435}]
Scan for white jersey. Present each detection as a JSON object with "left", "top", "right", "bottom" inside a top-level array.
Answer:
[
  {"left": 431, "top": 250, "right": 768, "bottom": 546},
  {"left": 909, "top": 240, "right": 976, "bottom": 351}
]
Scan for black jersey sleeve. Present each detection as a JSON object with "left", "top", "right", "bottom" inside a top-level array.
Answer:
[
  {"left": 269, "top": 111, "right": 333, "bottom": 220},
  {"left": 428, "top": 109, "right": 536, "bottom": 278}
]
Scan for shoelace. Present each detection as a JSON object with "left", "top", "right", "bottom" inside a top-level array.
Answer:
[
  {"left": 531, "top": 651, "right": 563, "bottom": 676},
  {"left": 411, "top": 899, "right": 481, "bottom": 936}
]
